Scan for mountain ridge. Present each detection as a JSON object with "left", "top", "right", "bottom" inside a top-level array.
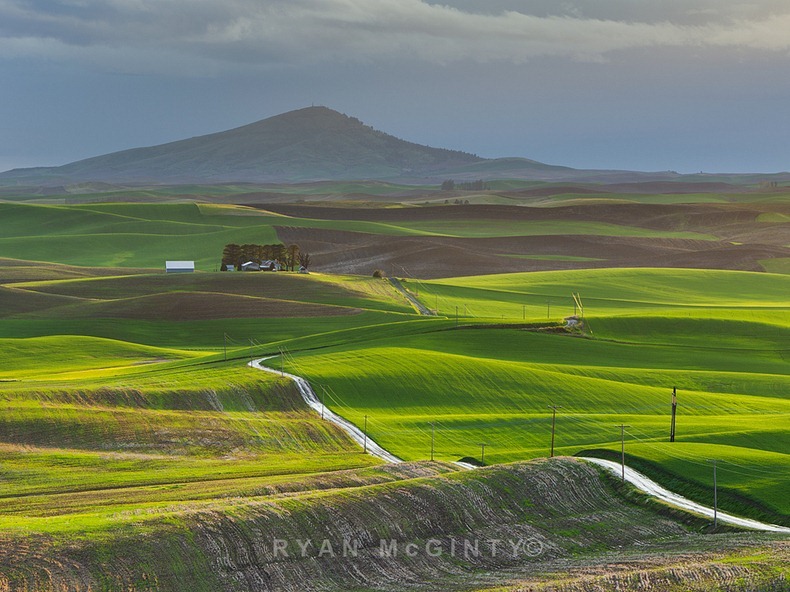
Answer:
[
  {"left": 2, "top": 106, "right": 788, "bottom": 187},
  {"left": 0, "top": 107, "right": 494, "bottom": 185}
]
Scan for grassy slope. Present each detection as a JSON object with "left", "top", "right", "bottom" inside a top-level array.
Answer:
[
  {"left": 0, "top": 271, "right": 426, "bottom": 545},
  {"left": 0, "top": 270, "right": 419, "bottom": 348},
  {"left": 2, "top": 457, "right": 785, "bottom": 592},
  {"left": 278, "top": 269, "right": 790, "bottom": 522},
  {"left": 0, "top": 354, "right": 383, "bottom": 527}
]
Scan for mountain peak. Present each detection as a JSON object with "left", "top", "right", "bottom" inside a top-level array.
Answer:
[{"left": 0, "top": 106, "right": 483, "bottom": 184}]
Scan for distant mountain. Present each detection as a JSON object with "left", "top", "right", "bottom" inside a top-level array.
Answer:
[
  {"left": 1, "top": 106, "right": 787, "bottom": 187},
  {"left": 0, "top": 107, "right": 490, "bottom": 185}
]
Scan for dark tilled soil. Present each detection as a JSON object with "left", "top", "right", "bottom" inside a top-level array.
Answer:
[{"left": 275, "top": 226, "right": 790, "bottom": 278}]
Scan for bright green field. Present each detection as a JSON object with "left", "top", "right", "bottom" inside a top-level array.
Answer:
[
  {"left": 0, "top": 263, "right": 788, "bottom": 533},
  {"left": 272, "top": 269, "right": 790, "bottom": 522}
]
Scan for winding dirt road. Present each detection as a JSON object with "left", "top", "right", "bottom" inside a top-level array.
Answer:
[
  {"left": 582, "top": 457, "right": 790, "bottom": 533},
  {"left": 250, "top": 358, "right": 401, "bottom": 463},
  {"left": 250, "top": 357, "right": 788, "bottom": 533}
]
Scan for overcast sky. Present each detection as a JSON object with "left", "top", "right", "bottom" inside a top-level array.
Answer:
[{"left": 2, "top": 0, "right": 789, "bottom": 174}]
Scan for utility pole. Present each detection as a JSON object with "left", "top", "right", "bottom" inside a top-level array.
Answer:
[
  {"left": 479, "top": 443, "right": 488, "bottom": 465},
  {"left": 523, "top": 304, "right": 526, "bottom": 321},
  {"left": 456, "top": 305, "right": 459, "bottom": 328},
  {"left": 710, "top": 459, "right": 718, "bottom": 528},
  {"left": 617, "top": 424, "right": 631, "bottom": 482},
  {"left": 430, "top": 421, "right": 435, "bottom": 461},
  {"left": 320, "top": 386, "right": 326, "bottom": 420},
  {"left": 279, "top": 348, "right": 284, "bottom": 376},
  {"left": 363, "top": 415, "right": 368, "bottom": 453},
  {"left": 548, "top": 404, "right": 562, "bottom": 457},
  {"left": 547, "top": 299, "right": 551, "bottom": 319},
  {"left": 435, "top": 294, "right": 439, "bottom": 315},
  {"left": 249, "top": 338, "right": 254, "bottom": 365},
  {"left": 670, "top": 387, "right": 677, "bottom": 442},
  {"left": 223, "top": 333, "right": 228, "bottom": 361}
]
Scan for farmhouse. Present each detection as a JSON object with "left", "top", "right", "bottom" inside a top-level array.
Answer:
[
  {"left": 262, "top": 260, "right": 282, "bottom": 271},
  {"left": 165, "top": 260, "right": 195, "bottom": 273}
]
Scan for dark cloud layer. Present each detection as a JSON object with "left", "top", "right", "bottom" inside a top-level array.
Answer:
[{"left": 1, "top": 1, "right": 788, "bottom": 173}]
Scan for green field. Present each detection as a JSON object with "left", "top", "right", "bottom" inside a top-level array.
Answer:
[
  {"left": 0, "top": 201, "right": 730, "bottom": 269},
  {"left": 267, "top": 269, "right": 790, "bottom": 523},
  {"left": 0, "top": 195, "right": 788, "bottom": 590},
  {"left": 1, "top": 263, "right": 788, "bottom": 527}
]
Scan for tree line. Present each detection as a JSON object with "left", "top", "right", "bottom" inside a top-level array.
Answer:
[{"left": 220, "top": 243, "right": 310, "bottom": 271}]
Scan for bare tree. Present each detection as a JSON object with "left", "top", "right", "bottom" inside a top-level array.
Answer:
[{"left": 286, "top": 244, "right": 300, "bottom": 271}]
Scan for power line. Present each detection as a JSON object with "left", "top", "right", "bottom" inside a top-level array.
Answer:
[
  {"left": 617, "top": 424, "right": 631, "bottom": 481},
  {"left": 548, "top": 404, "right": 562, "bottom": 458}
]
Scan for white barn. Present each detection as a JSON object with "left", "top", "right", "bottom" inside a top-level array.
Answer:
[{"left": 165, "top": 260, "right": 195, "bottom": 273}]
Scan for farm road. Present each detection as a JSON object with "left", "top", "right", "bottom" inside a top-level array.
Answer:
[
  {"left": 250, "top": 357, "right": 401, "bottom": 463},
  {"left": 388, "top": 277, "right": 435, "bottom": 315},
  {"left": 250, "top": 358, "right": 788, "bottom": 533},
  {"left": 583, "top": 457, "right": 790, "bottom": 533}
]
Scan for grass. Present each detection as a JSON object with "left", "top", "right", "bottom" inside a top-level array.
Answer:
[
  {"left": 386, "top": 219, "right": 717, "bottom": 240},
  {"left": 267, "top": 268, "right": 790, "bottom": 523},
  {"left": 392, "top": 268, "right": 790, "bottom": 322},
  {"left": 0, "top": 354, "right": 383, "bottom": 538},
  {"left": 0, "top": 216, "right": 788, "bottom": 582},
  {"left": 0, "top": 335, "right": 198, "bottom": 380},
  {"left": 0, "top": 201, "right": 732, "bottom": 270},
  {"left": 760, "top": 257, "right": 790, "bottom": 274}
]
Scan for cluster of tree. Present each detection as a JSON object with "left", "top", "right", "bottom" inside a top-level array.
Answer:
[
  {"left": 440, "top": 179, "right": 489, "bottom": 191},
  {"left": 444, "top": 198, "right": 470, "bottom": 205},
  {"left": 220, "top": 243, "right": 310, "bottom": 272}
]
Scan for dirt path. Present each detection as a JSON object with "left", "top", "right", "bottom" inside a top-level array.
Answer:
[
  {"left": 249, "top": 358, "right": 787, "bottom": 532},
  {"left": 388, "top": 277, "right": 434, "bottom": 315},
  {"left": 583, "top": 457, "right": 790, "bottom": 533},
  {"left": 250, "top": 358, "right": 401, "bottom": 463}
]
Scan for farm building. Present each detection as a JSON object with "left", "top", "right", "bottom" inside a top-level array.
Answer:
[
  {"left": 262, "top": 260, "right": 282, "bottom": 271},
  {"left": 241, "top": 261, "right": 261, "bottom": 271},
  {"left": 165, "top": 260, "right": 195, "bottom": 273}
]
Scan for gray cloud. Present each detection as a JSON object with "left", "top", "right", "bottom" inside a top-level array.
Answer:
[{"left": 1, "top": 0, "right": 789, "bottom": 73}]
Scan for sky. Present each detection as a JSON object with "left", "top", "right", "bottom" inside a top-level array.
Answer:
[{"left": 1, "top": 0, "right": 789, "bottom": 174}]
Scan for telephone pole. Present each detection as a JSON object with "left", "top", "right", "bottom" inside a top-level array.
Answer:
[
  {"left": 617, "top": 424, "right": 631, "bottom": 481},
  {"left": 430, "top": 421, "right": 435, "bottom": 461},
  {"left": 363, "top": 415, "right": 368, "bottom": 453},
  {"left": 710, "top": 459, "right": 718, "bottom": 528},
  {"left": 320, "top": 386, "right": 326, "bottom": 420},
  {"left": 670, "top": 387, "right": 677, "bottom": 442},
  {"left": 249, "top": 338, "right": 254, "bottom": 365},
  {"left": 548, "top": 404, "right": 562, "bottom": 457},
  {"left": 547, "top": 299, "right": 551, "bottom": 319},
  {"left": 223, "top": 333, "right": 228, "bottom": 361},
  {"left": 455, "top": 305, "right": 459, "bottom": 328},
  {"left": 279, "top": 348, "right": 284, "bottom": 376},
  {"left": 479, "top": 443, "right": 488, "bottom": 465},
  {"left": 523, "top": 304, "right": 526, "bottom": 321}
]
